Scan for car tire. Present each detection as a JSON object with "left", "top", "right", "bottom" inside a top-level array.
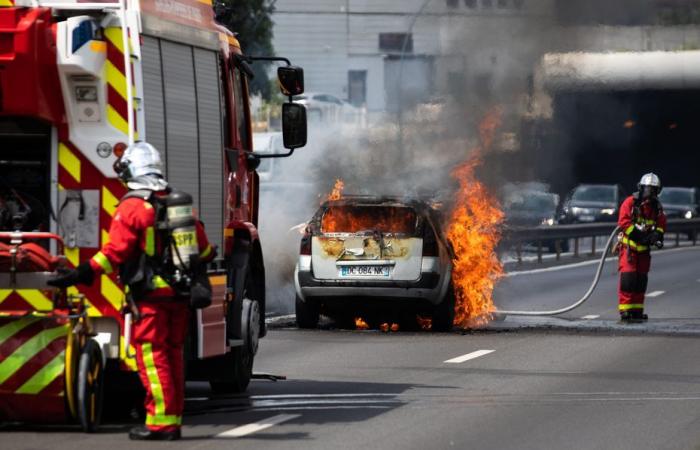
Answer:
[
  {"left": 209, "top": 346, "right": 253, "bottom": 394},
  {"left": 295, "top": 295, "right": 320, "bottom": 329},
  {"left": 432, "top": 283, "right": 455, "bottom": 332}
]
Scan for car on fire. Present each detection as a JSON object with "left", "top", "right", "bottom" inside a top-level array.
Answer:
[{"left": 294, "top": 196, "right": 455, "bottom": 331}]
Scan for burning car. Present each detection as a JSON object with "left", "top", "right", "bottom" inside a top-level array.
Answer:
[{"left": 294, "top": 196, "right": 455, "bottom": 331}]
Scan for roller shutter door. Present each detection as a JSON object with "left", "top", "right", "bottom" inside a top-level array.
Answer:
[{"left": 141, "top": 36, "right": 167, "bottom": 169}]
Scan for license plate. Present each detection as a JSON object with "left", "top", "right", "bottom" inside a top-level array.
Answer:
[
  {"left": 338, "top": 266, "right": 390, "bottom": 277},
  {"left": 579, "top": 215, "right": 595, "bottom": 222}
]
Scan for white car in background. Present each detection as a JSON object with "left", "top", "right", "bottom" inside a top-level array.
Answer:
[{"left": 252, "top": 131, "right": 283, "bottom": 182}]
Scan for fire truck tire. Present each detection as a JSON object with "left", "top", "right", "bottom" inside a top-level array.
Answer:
[
  {"left": 295, "top": 295, "right": 320, "bottom": 329},
  {"left": 209, "top": 346, "right": 253, "bottom": 393},
  {"left": 432, "top": 283, "right": 455, "bottom": 332},
  {"left": 77, "top": 339, "right": 104, "bottom": 432}
]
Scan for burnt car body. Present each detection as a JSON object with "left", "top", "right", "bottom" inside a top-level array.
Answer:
[
  {"left": 294, "top": 197, "right": 455, "bottom": 331},
  {"left": 559, "top": 184, "right": 624, "bottom": 224}
]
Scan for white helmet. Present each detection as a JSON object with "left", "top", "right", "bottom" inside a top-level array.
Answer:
[
  {"left": 638, "top": 172, "right": 662, "bottom": 197},
  {"left": 114, "top": 142, "right": 163, "bottom": 181}
]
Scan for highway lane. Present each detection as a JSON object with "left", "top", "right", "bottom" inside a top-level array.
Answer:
[
  {"left": 495, "top": 245, "right": 700, "bottom": 324},
  {"left": 3, "top": 247, "right": 700, "bottom": 449}
]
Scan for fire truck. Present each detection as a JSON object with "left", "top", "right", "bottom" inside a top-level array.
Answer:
[{"left": 0, "top": 0, "right": 306, "bottom": 429}]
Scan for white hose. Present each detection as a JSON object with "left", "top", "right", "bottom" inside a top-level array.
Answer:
[{"left": 497, "top": 226, "right": 620, "bottom": 316}]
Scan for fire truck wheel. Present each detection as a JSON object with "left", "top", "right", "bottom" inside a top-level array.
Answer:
[
  {"left": 77, "top": 339, "right": 104, "bottom": 432},
  {"left": 432, "top": 283, "right": 455, "bottom": 332},
  {"left": 209, "top": 346, "right": 253, "bottom": 393},
  {"left": 295, "top": 295, "right": 320, "bottom": 329}
]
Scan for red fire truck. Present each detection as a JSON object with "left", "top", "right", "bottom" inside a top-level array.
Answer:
[{"left": 0, "top": 0, "right": 306, "bottom": 429}]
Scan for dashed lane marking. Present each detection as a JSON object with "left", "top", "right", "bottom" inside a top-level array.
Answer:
[
  {"left": 444, "top": 349, "right": 495, "bottom": 364},
  {"left": 581, "top": 315, "right": 600, "bottom": 320},
  {"left": 647, "top": 290, "right": 665, "bottom": 298},
  {"left": 216, "top": 414, "right": 300, "bottom": 438}
]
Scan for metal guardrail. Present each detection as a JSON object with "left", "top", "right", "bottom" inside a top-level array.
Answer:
[{"left": 501, "top": 219, "right": 700, "bottom": 264}]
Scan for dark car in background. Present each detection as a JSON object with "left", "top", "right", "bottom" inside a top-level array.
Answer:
[
  {"left": 503, "top": 189, "right": 568, "bottom": 252},
  {"left": 559, "top": 184, "right": 624, "bottom": 224},
  {"left": 658, "top": 187, "right": 699, "bottom": 220}
]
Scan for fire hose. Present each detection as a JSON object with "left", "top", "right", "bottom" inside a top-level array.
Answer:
[{"left": 496, "top": 226, "right": 621, "bottom": 317}]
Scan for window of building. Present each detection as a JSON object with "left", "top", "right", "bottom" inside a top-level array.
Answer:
[
  {"left": 497, "top": 0, "right": 508, "bottom": 7},
  {"left": 447, "top": 0, "right": 459, "bottom": 7},
  {"left": 464, "top": 0, "right": 477, "bottom": 6},
  {"left": 379, "top": 33, "right": 413, "bottom": 53},
  {"left": 482, "top": 0, "right": 493, "bottom": 8}
]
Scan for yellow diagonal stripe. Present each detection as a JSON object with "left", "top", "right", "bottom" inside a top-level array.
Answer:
[
  {"left": 102, "top": 186, "right": 119, "bottom": 217},
  {"left": 105, "top": 60, "right": 136, "bottom": 103},
  {"left": 100, "top": 274, "right": 124, "bottom": 311},
  {"left": 119, "top": 335, "right": 137, "bottom": 371},
  {"left": 58, "top": 143, "right": 81, "bottom": 183},
  {"left": 64, "top": 247, "right": 80, "bottom": 267},
  {"left": 16, "top": 290, "right": 52, "bottom": 311},
  {"left": 0, "top": 316, "right": 40, "bottom": 343},
  {"left": 102, "top": 229, "right": 111, "bottom": 246},
  {"left": 0, "top": 0, "right": 13, "bottom": 6},
  {"left": 106, "top": 104, "right": 137, "bottom": 138},
  {"left": 104, "top": 27, "right": 125, "bottom": 54},
  {"left": 15, "top": 351, "right": 65, "bottom": 394},
  {"left": 0, "top": 324, "right": 68, "bottom": 384},
  {"left": 0, "top": 290, "right": 12, "bottom": 306}
]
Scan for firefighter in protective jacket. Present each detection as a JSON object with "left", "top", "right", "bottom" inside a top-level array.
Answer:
[
  {"left": 49, "top": 142, "right": 215, "bottom": 440},
  {"left": 617, "top": 173, "right": 666, "bottom": 323}
]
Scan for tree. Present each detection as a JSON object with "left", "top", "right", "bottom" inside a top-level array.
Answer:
[{"left": 215, "top": 0, "right": 276, "bottom": 99}]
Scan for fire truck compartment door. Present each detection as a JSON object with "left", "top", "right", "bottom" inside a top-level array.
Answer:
[{"left": 57, "top": 189, "right": 99, "bottom": 249}]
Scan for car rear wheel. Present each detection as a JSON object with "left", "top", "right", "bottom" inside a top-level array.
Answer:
[
  {"left": 295, "top": 295, "right": 320, "bottom": 329},
  {"left": 432, "top": 283, "right": 455, "bottom": 332}
]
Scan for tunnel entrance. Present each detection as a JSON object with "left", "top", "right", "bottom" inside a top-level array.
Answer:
[{"left": 531, "top": 89, "right": 700, "bottom": 196}]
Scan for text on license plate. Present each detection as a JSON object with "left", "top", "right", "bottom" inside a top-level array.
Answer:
[{"left": 339, "top": 266, "right": 390, "bottom": 277}]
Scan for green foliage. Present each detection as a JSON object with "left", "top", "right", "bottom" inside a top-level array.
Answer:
[{"left": 215, "top": 0, "right": 275, "bottom": 99}]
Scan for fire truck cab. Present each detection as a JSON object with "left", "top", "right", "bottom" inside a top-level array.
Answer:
[{"left": 0, "top": 0, "right": 306, "bottom": 401}]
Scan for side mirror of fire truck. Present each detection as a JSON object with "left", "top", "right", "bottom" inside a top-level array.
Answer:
[
  {"left": 282, "top": 103, "right": 307, "bottom": 149},
  {"left": 278, "top": 66, "right": 304, "bottom": 97}
]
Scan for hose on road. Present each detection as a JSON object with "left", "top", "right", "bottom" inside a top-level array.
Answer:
[{"left": 496, "top": 226, "right": 620, "bottom": 317}]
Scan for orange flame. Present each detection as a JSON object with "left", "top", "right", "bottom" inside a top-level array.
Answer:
[
  {"left": 447, "top": 108, "right": 505, "bottom": 328},
  {"left": 327, "top": 178, "right": 345, "bottom": 201},
  {"left": 355, "top": 317, "right": 369, "bottom": 330}
]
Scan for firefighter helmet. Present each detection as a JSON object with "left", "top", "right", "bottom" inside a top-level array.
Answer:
[
  {"left": 638, "top": 172, "right": 662, "bottom": 198},
  {"left": 114, "top": 142, "right": 163, "bottom": 182}
]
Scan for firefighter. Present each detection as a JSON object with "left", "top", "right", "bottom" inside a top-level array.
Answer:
[
  {"left": 617, "top": 173, "right": 666, "bottom": 323},
  {"left": 48, "top": 142, "right": 215, "bottom": 440}
]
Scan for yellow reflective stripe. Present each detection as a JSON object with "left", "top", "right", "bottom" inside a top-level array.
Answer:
[
  {"left": 102, "top": 186, "right": 119, "bottom": 217},
  {"left": 621, "top": 237, "right": 649, "bottom": 252},
  {"left": 58, "top": 143, "right": 81, "bottom": 183},
  {"left": 0, "top": 316, "right": 40, "bottom": 343},
  {"left": 142, "top": 343, "right": 166, "bottom": 418},
  {"left": 92, "top": 251, "right": 114, "bottom": 274},
  {"left": 624, "top": 225, "right": 635, "bottom": 236},
  {"left": 15, "top": 351, "right": 65, "bottom": 394},
  {"left": 104, "top": 27, "right": 125, "bottom": 54},
  {"left": 0, "top": 0, "right": 14, "bottom": 7},
  {"left": 657, "top": 228, "right": 664, "bottom": 234},
  {"left": 200, "top": 244, "right": 212, "bottom": 260},
  {"left": 0, "top": 325, "right": 67, "bottom": 384},
  {"left": 151, "top": 276, "right": 170, "bottom": 289},
  {"left": 619, "top": 304, "right": 645, "bottom": 311},
  {"left": 16, "top": 290, "right": 53, "bottom": 310},
  {"left": 145, "top": 227, "right": 155, "bottom": 256},
  {"left": 146, "top": 414, "right": 182, "bottom": 426},
  {"left": 100, "top": 274, "right": 124, "bottom": 311},
  {"left": 64, "top": 247, "right": 80, "bottom": 267}
]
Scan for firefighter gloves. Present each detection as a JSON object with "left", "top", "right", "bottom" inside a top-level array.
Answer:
[{"left": 47, "top": 261, "right": 95, "bottom": 288}]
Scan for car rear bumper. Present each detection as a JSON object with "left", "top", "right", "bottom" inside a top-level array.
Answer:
[{"left": 295, "top": 266, "right": 451, "bottom": 305}]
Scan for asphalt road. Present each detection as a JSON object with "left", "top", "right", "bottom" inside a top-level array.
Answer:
[{"left": 3, "top": 246, "right": 700, "bottom": 449}]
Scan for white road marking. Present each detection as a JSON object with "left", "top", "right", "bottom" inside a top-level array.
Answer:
[
  {"left": 581, "top": 315, "right": 600, "bottom": 320},
  {"left": 216, "top": 414, "right": 300, "bottom": 438},
  {"left": 444, "top": 349, "right": 495, "bottom": 364},
  {"left": 646, "top": 290, "right": 665, "bottom": 298}
]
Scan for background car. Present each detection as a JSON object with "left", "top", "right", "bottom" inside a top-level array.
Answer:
[
  {"left": 293, "top": 92, "right": 344, "bottom": 123},
  {"left": 503, "top": 188, "right": 568, "bottom": 252},
  {"left": 559, "top": 183, "right": 624, "bottom": 223},
  {"left": 294, "top": 196, "right": 455, "bottom": 331},
  {"left": 658, "top": 186, "right": 699, "bottom": 240},
  {"left": 252, "top": 131, "right": 284, "bottom": 182}
]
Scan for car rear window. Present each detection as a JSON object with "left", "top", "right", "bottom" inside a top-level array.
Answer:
[
  {"left": 321, "top": 206, "right": 417, "bottom": 234},
  {"left": 572, "top": 186, "right": 615, "bottom": 202}
]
